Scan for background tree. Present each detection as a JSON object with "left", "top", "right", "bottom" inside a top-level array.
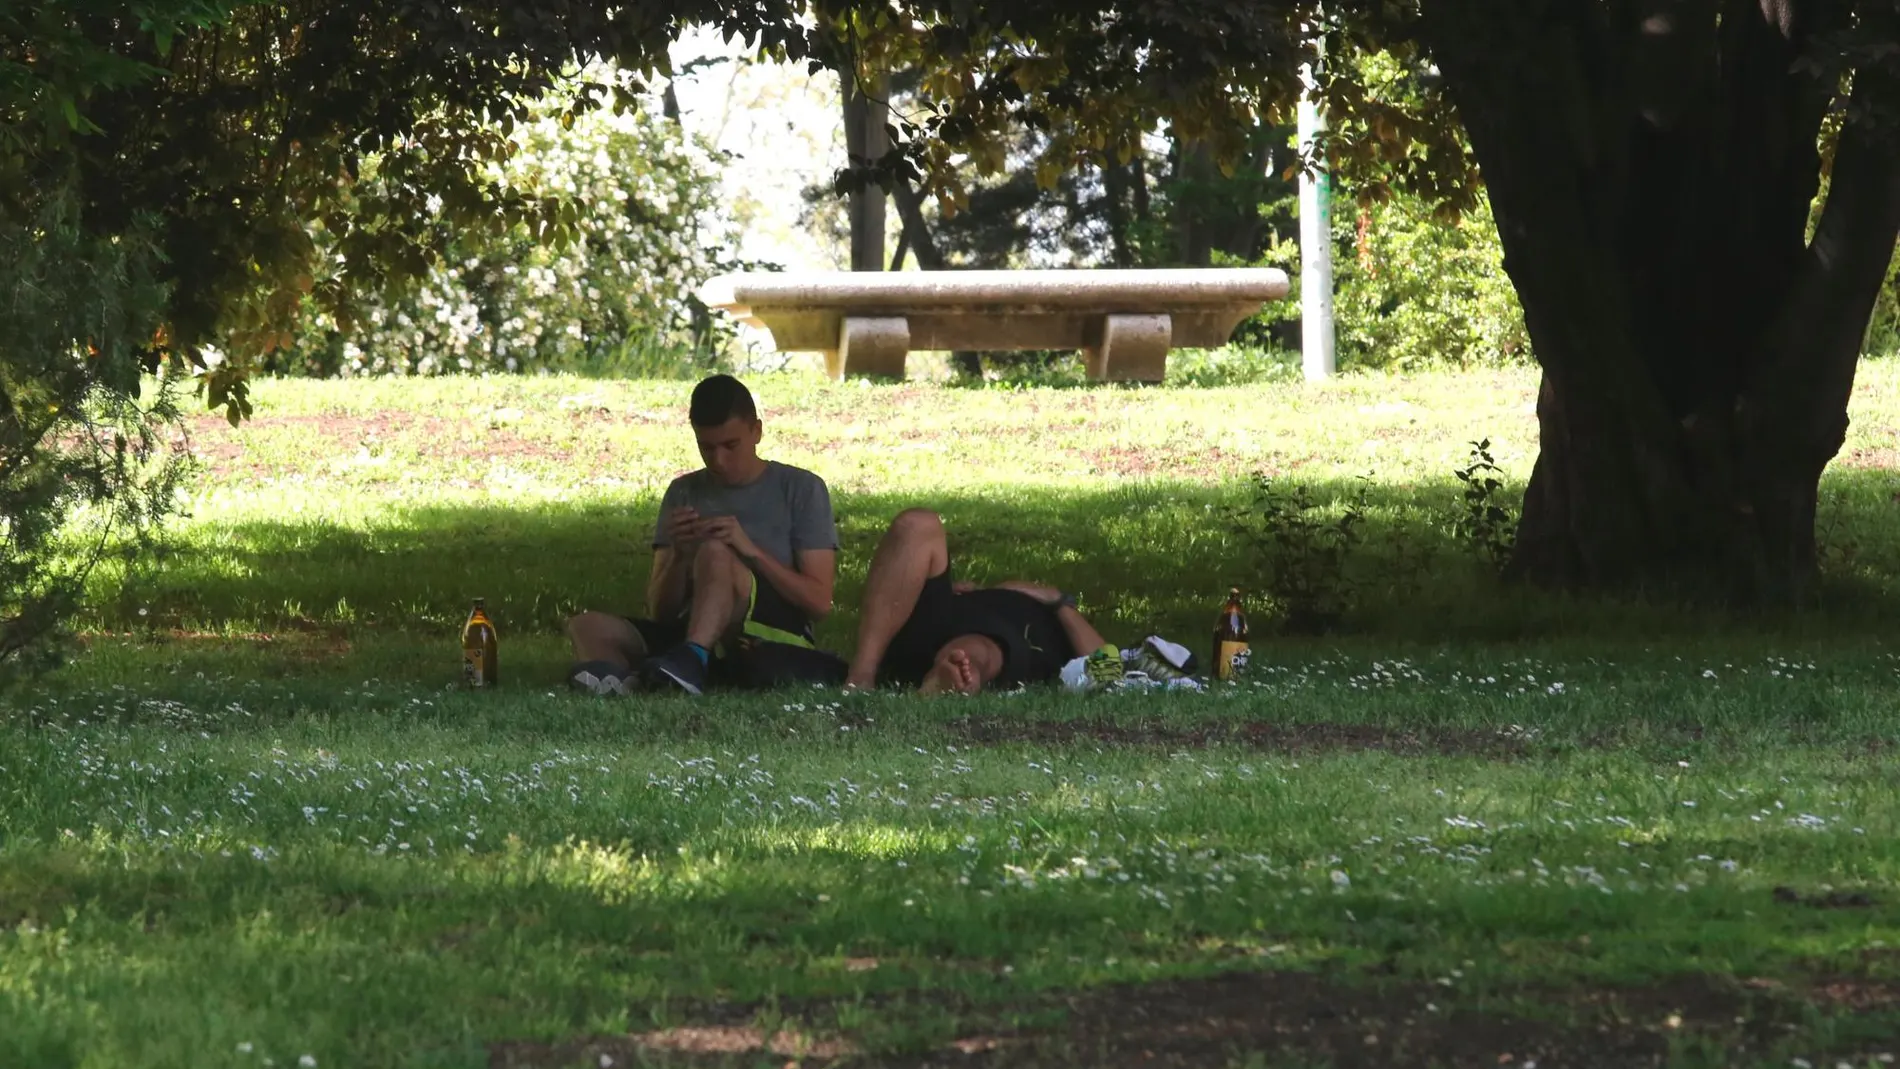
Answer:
[
  {"left": 1419, "top": 1, "right": 1900, "bottom": 602},
  {"left": 5, "top": 0, "right": 751, "bottom": 421},
  {"left": 0, "top": 0, "right": 771, "bottom": 671},
  {"left": 799, "top": 0, "right": 1899, "bottom": 604}
]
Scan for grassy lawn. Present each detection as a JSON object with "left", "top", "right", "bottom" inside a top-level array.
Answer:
[{"left": 5, "top": 365, "right": 1900, "bottom": 1067}]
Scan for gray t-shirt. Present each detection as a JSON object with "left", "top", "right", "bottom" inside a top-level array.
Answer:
[{"left": 652, "top": 461, "right": 838, "bottom": 568}]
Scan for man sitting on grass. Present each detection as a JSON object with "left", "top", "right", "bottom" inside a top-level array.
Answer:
[
  {"left": 843, "top": 508, "right": 1123, "bottom": 694},
  {"left": 565, "top": 374, "right": 838, "bottom": 695}
]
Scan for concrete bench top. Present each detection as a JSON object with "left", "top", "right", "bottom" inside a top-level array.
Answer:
[
  {"left": 699, "top": 268, "right": 1289, "bottom": 311},
  {"left": 697, "top": 267, "right": 1291, "bottom": 382}
]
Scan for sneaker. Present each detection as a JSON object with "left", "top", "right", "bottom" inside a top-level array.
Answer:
[
  {"left": 1127, "top": 636, "right": 1196, "bottom": 682},
  {"left": 568, "top": 660, "right": 635, "bottom": 696},
  {"left": 1083, "top": 645, "right": 1127, "bottom": 689},
  {"left": 644, "top": 643, "right": 709, "bottom": 696}
]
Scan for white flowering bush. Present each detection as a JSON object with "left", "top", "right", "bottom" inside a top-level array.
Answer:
[{"left": 277, "top": 88, "right": 742, "bottom": 378}]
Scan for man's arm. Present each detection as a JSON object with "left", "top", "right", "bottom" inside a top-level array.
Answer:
[
  {"left": 1052, "top": 604, "right": 1109, "bottom": 658},
  {"left": 992, "top": 580, "right": 1109, "bottom": 656},
  {"left": 646, "top": 546, "right": 691, "bottom": 620}
]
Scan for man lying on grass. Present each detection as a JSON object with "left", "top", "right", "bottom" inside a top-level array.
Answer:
[
  {"left": 844, "top": 508, "right": 1124, "bottom": 694},
  {"left": 565, "top": 374, "right": 839, "bottom": 695}
]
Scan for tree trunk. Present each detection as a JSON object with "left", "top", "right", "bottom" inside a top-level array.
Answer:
[
  {"left": 842, "top": 71, "right": 889, "bottom": 271},
  {"left": 1422, "top": 0, "right": 1900, "bottom": 604},
  {"left": 1172, "top": 138, "right": 1217, "bottom": 265},
  {"left": 1102, "top": 160, "right": 1136, "bottom": 266}
]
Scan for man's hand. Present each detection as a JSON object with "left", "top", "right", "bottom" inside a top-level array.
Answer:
[
  {"left": 664, "top": 506, "right": 703, "bottom": 546},
  {"left": 699, "top": 515, "right": 762, "bottom": 563},
  {"left": 993, "top": 580, "right": 1063, "bottom": 605}
]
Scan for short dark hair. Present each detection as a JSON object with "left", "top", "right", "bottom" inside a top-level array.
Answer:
[{"left": 689, "top": 374, "right": 757, "bottom": 426}]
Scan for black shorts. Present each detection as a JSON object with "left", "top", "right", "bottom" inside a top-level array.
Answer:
[
  {"left": 626, "top": 567, "right": 815, "bottom": 660},
  {"left": 878, "top": 566, "right": 1073, "bottom": 687}
]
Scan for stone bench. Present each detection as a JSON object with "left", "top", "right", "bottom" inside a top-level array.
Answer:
[{"left": 696, "top": 268, "right": 1291, "bottom": 382}]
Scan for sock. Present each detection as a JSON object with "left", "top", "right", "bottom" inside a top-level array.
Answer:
[{"left": 685, "top": 642, "right": 711, "bottom": 666}]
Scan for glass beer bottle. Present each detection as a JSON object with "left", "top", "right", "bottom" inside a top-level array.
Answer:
[
  {"left": 462, "top": 598, "right": 498, "bottom": 687},
  {"left": 1212, "top": 588, "right": 1249, "bottom": 682}
]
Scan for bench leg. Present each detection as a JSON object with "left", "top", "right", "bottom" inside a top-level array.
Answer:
[
  {"left": 828, "top": 317, "right": 911, "bottom": 380},
  {"left": 1085, "top": 314, "right": 1172, "bottom": 383}
]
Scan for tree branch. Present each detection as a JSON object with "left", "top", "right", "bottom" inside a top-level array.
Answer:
[{"left": 1746, "top": 6, "right": 1900, "bottom": 462}]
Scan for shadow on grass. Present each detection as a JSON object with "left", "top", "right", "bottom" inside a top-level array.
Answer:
[{"left": 81, "top": 471, "right": 1900, "bottom": 653}]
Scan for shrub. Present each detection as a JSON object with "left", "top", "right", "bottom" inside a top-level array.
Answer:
[
  {"left": 1230, "top": 475, "right": 1372, "bottom": 635},
  {"left": 0, "top": 202, "right": 191, "bottom": 681},
  {"left": 1451, "top": 438, "right": 1519, "bottom": 573},
  {"left": 1250, "top": 189, "right": 1532, "bottom": 372},
  {"left": 276, "top": 86, "right": 744, "bottom": 379}
]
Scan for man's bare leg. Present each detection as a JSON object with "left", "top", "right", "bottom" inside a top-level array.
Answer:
[
  {"left": 919, "top": 635, "right": 1004, "bottom": 696},
  {"left": 565, "top": 612, "right": 649, "bottom": 672},
  {"left": 684, "top": 540, "right": 752, "bottom": 650},
  {"left": 845, "top": 509, "right": 951, "bottom": 688}
]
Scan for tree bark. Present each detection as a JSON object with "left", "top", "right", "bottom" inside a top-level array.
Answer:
[
  {"left": 1172, "top": 138, "right": 1217, "bottom": 265},
  {"left": 842, "top": 71, "right": 889, "bottom": 272},
  {"left": 1422, "top": 0, "right": 1900, "bottom": 604},
  {"left": 1102, "top": 160, "right": 1136, "bottom": 266}
]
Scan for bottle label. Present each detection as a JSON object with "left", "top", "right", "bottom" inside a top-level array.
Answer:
[
  {"left": 1216, "top": 640, "right": 1249, "bottom": 681},
  {"left": 463, "top": 648, "right": 484, "bottom": 687}
]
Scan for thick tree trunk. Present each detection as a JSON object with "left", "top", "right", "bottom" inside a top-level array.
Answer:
[{"left": 1422, "top": 0, "right": 1900, "bottom": 603}]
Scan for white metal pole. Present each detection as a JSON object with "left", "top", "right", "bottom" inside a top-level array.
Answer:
[{"left": 1297, "top": 21, "right": 1335, "bottom": 381}]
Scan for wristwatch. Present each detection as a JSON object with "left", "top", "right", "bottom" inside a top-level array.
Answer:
[{"left": 1056, "top": 591, "right": 1078, "bottom": 611}]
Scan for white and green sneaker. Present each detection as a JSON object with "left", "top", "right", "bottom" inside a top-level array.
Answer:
[
  {"left": 1082, "top": 645, "right": 1126, "bottom": 690},
  {"left": 1126, "top": 636, "right": 1196, "bottom": 682}
]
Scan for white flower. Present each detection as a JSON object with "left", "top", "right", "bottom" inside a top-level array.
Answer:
[{"left": 299, "top": 1057, "right": 317, "bottom": 1068}]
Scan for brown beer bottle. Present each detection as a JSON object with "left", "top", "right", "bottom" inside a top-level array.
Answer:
[
  {"left": 1212, "top": 587, "right": 1250, "bottom": 682},
  {"left": 461, "top": 598, "right": 499, "bottom": 687}
]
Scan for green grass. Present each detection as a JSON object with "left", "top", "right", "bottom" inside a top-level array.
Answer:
[{"left": 7, "top": 364, "right": 1900, "bottom": 1067}]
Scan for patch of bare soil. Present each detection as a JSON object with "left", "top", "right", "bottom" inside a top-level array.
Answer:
[
  {"left": 1774, "top": 885, "right": 1880, "bottom": 909},
  {"left": 487, "top": 966, "right": 1899, "bottom": 1068},
  {"left": 489, "top": 1026, "right": 855, "bottom": 1069},
  {"left": 949, "top": 716, "right": 1533, "bottom": 758}
]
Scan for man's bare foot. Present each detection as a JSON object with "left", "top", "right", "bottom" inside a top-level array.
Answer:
[{"left": 921, "top": 649, "right": 981, "bottom": 695}]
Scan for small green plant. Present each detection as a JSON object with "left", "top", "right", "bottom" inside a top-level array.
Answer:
[
  {"left": 1451, "top": 438, "right": 1517, "bottom": 573},
  {"left": 1231, "top": 474, "right": 1370, "bottom": 634}
]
